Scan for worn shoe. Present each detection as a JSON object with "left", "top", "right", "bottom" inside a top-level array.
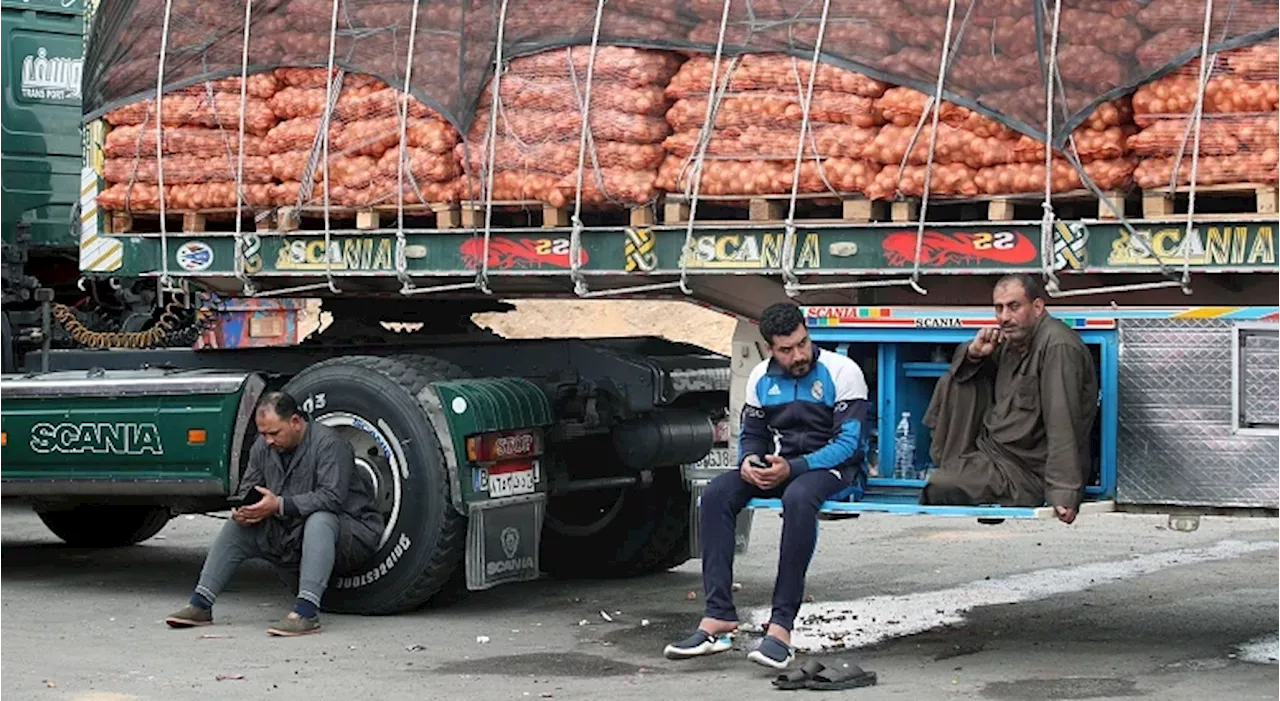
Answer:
[
  {"left": 164, "top": 604, "right": 213, "bottom": 628},
  {"left": 266, "top": 612, "right": 321, "bottom": 636},
  {"left": 662, "top": 628, "right": 734, "bottom": 659}
]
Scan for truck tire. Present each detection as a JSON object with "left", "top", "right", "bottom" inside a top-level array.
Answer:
[
  {"left": 281, "top": 355, "right": 468, "bottom": 615},
  {"left": 541, "top": 463, "right": 691, "bottom": 579},
  {"left": 37, "top": 506, "right": 171, "bottom": 547}
]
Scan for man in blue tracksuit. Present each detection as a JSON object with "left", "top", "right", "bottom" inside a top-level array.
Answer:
[{"left": 664, "top": 303, "right": 870, "bottom": 670}]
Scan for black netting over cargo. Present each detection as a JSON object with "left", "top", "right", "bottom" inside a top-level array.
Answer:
[{"left": 82, "top": 0, "right": 1277, "bottom": 144}]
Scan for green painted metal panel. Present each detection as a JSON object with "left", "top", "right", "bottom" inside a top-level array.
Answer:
[
  {"left": 429, "top": 378, "right": 553, "bottom": 504},
  {"left": 1, "top": 0, "right": 85, "bottom": 249},
  {"left": 102, "top": 218, "right": 1279, "bottom": 280},
  {"left": 1, "top": 390, "right": 241, "bottom": 487}
]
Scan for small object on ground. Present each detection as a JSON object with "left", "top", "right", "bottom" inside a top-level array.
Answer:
[
  {"left": 773, "top": 659, "right": 879, "bottom": 690},
  {"left": 600, "top": 610, "right": 614, "bottom": 622},
  {"left": 773, "top": 660, "right": 827, "bottom": 690},
  {"left": 746, "top": 635, "right": 795, "bottom": 670},
  {"left": 641, "top": 619, "right": 651, "bottom": 627},
  {"left": 686, "top": 591, "right": 698, "bottom": 600},
  {"left": 406, "top": 644, "right": 427, "bottom": 651},
  {"left": 732, "top": 582, "right": 743, "bottom": 591},
  {"left": 663, "top": 629, "right": 735, "bottom": 659},
  {"left": 804, "top": 595, "right": 815, "bottom": 603},
  {"left": 578, "top": 619, "right": 589, "bottom": 626},
  {"left": 216, "top": 673, "right": 245, "bottom": 681},
  {"left": 44, "top": 680, "right": 56, "bottom": 688},
  {"left": 804, "top": 661, "right": 877, "bottom": 690},
  {"left": 198, "top": 633, "right": 233, "bottom": 639},
  {"left": 476, "top": 635, "right": 491, "bottom": 644}
]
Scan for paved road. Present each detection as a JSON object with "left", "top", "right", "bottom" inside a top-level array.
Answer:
[{"left": 2, "top": 505, "right": 1276, "bottom": 701}]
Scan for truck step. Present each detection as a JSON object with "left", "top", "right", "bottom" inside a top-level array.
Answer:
[
  {"left": 1141, "top": 182, "right": 1279, "bottom": 219},
  {"left": 746, "top": 497, "right": 1118, "bottom": 520}
]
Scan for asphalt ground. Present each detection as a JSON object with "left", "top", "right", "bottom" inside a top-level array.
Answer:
[{"left": 2, "top": 505, "right": 1277, "bottom": 701}]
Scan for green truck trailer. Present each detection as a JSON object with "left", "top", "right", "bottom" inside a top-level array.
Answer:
[{"left": 1, "top": 0, "right": 1276, "bottom": 617}]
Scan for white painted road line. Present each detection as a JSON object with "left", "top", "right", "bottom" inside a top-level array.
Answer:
[{"left": 749, "top": 538, "right": 1279, "bottom": 653}]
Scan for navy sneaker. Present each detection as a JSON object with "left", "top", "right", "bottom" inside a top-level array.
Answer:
[
  {"left": 662, "top": 628, "right": 734, "bottom": 659},
  {"left": 747, "top": 634, "right": 795, "bottom": 669}
]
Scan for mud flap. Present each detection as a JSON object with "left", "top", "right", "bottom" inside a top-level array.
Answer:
[
  {"left": 465, "top": 495, "right": 546, "bottom": 591},
  {"left": 688, "top": 479, "right": 754, "bottom": 558}
]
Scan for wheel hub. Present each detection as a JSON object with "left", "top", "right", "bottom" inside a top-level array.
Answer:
[{"left": 316, "top": 412, "right": 403, "bottom": 550}]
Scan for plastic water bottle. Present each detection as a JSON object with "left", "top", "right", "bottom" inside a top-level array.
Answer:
[{"left": 894, "top": 412, "right": 916, "bottom": 480}]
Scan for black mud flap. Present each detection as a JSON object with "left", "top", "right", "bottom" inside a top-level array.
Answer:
[
  {"left": 466, "top": 495, "right": 546, "bottom": 591},
  {"left": 688, "top": 480, "right": 754, "bottom": 557}
]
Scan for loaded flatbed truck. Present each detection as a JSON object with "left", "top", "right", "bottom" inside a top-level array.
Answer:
[{"left": 1, "top": 0, "right": 1276, "bottom": 617}]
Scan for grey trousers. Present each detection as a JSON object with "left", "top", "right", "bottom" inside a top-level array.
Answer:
[{"left": 194, "top": 512, "right": 339, "bottom": 609}]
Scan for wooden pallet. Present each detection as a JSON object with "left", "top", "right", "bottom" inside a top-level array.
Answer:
[
  {"left": 458, "top": 200, "right": 656, "bottom": 229},
  {"left": 662, "top": 192, "right": 888, "bottom": 224},
  {"left": 888, "top": 189, "right": 1129, "bottom": 223},
  {"left": 275, "top": 203, "right": 461, "bottom": 232},
  {"left": 107, "top": 209, "right": 276, "bottom": 234},
  {"left": 1142, "top": 183, "right": 1279, "bottom": 218}
]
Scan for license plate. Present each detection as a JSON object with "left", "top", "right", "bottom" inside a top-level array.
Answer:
[
  {"left": 688, "top": 447, "right": 735, "bottom": 470},
  {"left": 488, "top": 469, "right": 536, "bottom": 497}
]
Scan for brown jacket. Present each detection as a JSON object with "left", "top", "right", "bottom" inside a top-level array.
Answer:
[{"left": 951, "top": 314, "right": 1099, "bottom": 509}]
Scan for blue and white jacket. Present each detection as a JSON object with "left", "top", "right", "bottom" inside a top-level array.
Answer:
[{"left": 740, "top": 346, "right": 871, "bottom": 487}]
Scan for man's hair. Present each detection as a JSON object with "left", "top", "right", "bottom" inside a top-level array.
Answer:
[
  {"left": 759, "top": 303, "right": 806, "bottom": 344},
  {"left": 995, "top": 273, "right": 1045, "bottom": 303},
  {"left": 255, "top": 390, "right": 304, "bottom": 420}
]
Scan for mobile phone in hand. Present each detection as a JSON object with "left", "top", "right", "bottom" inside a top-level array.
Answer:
[
  {"left": 748, "top": 457, "right": 769, "bottom": 469},
  {"left": 228, "top": 486, "right": 264, "bottom": 509}
]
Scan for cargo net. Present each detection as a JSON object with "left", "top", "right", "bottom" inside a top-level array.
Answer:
[{"left": 85, "top": 0, "right": 1277, "bottom": 295}]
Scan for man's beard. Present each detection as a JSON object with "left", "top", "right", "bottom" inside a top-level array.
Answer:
[{"left": 787, "top": 360, "right": 811, "bottom": 377}]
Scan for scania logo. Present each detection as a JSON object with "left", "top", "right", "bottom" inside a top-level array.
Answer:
[{"left": 500, "top": 526, "right": 520, "bottom": 559}]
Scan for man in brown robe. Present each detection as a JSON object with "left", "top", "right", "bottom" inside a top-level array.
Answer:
[{"left": 921, "top": 273, "right": 1098, "bottom": 524}]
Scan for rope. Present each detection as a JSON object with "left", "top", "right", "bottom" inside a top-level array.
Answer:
[
  {"left": 568, "top": 0, "right": 609, "bottom": 298},
  {"left": 319, "top": 0, "right": 343, "bottom": 294},
  {"left": 906, "top": 0, "right": 961, "bottom": 294},
  {"left": 476, "top": 0, "right": 512, "bottom": 297},
  {"left": 780, "top": 0, "right": 832, "bottom": 293},
  {"left": 676, "top": 0, "right": 736, "bottom": 296},
  {"left": 233, "top": 0, "right": 256, "bottom": 296},
  {"left": 1039, "top": 0, "right": 1064, "bottom": 294},
  {"left": 395, "top": 0, "right": 425, "bottom": 294},
  {"left": 787, "top": 0, "right": 963, "bottom": 296},
  {"left": 1180, "top": 0, "right": 1218, "bottom": 290},
  {"left": 154, "top": 0, "right": 175, "bottom": 290}
]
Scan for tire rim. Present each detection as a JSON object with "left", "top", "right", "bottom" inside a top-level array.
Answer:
[
  {"left": 317, "top": 411, "right": 403, "bottom": 550},
  {"left": 545, "top": 489, "right": 627, "bottom": 538}
]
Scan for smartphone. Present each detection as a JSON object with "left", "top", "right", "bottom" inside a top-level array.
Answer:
[
  {"left": 228, "top": 486, "right": 264, "bottom": 509},
  {"left": 748, "top": 457, "right": 769, "bottom": 469}
]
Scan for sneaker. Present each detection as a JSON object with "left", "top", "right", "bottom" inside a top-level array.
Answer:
[
  {"left": 747, "top": 634, "right": 795, "bottom": 669},
  {"left": 662, "top": 628, "right": 734, "bottom": 659},
  {"left": 266, "top": 612, "right": 321, "bottom": 637},
  {"left": 164, "top": 604, "right": 213, "bottom": 628}
]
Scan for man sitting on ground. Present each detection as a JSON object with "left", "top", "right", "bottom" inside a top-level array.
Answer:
[
  {"left": 664, "top": 302, "right": 871, "bottom": 669},
  {"left": 921, "top": 273, "right": 1099, "bottom": 524},
  {"left": 164, "top": 391, "right": 383, "bottom": 636}
]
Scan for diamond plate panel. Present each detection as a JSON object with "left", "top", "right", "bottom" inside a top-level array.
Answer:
[
  {"left": 1243, "top": 332, "right": 1279, "bottom": 425},
  {"left": 1117, "top": 318, "right": 1278, "bottom": 508}
]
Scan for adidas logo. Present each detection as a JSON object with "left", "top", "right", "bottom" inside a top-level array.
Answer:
[{"left": 767, "top": 385, "right": 782, "bottom": 396}]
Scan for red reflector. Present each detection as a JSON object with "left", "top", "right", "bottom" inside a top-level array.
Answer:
[
  {"left": 471, "top": 429, "right": 542, "bottom": 463},
  {"left": 488, "top": 459, "right": 534, "bottom": 475}
]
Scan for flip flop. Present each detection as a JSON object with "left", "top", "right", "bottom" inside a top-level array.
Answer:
[
  {"left": 804, "top": 660, "right": 877, "bottom": 690},
  {"left": 772, "top": 659, "right": 826, "bottom": 690}
]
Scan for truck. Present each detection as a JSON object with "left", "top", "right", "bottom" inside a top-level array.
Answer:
[{"left": 2, "top": 0, "right": 1276, "bottom": 615}]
